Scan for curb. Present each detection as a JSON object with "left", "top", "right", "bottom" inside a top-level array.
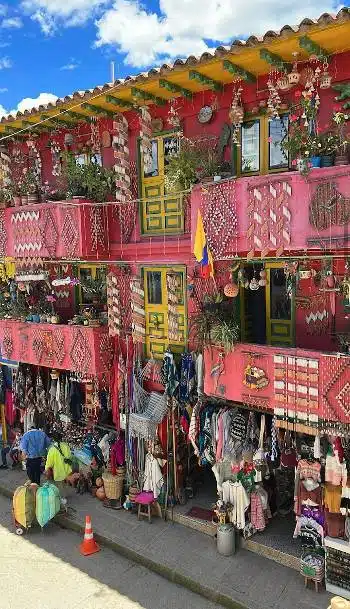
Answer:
[{"left": 0, "top": 482, "right": 247, "bottom": 609}]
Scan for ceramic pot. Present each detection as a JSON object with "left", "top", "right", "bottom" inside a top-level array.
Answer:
[
  {"left": 51, "top": 315, "right": 59, "bottom": 324},
  {"left": 21, "top": 195, "right": 28, "bottom": 205},
  {"left": 311, "top": 156, "right": 321, "bottom": 168},
  {"left": 13, "top": 196, "right": 21, "bottom": 207},
  {"left": 334, "top": 154, "right": 349, "bottom": 166},
  {"left": 32, "top": 314, "right": 40, "bottom": 323},
  {"left": 27, "top": 194, "right": 38, "bottom": 204},
  {"left": 321, "top": 154, "right": 334, "bottom": 168}
]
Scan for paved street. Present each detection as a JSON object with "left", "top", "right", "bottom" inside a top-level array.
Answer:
[{"left": 0, "top": 494, "right": 220, "bottom": 609}]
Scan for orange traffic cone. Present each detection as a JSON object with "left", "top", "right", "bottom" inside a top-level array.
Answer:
[{"left": 79, "top": 515, "right": 100, "bottom": 556}]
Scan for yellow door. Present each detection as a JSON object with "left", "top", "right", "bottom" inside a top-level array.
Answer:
[
  {"left": 140, "top": 135, "right": 184, "bottom": 235},
  {"left": 144, "top": 266, "right": 186, "bottom": 358},
  {"left": 266, "top": 262, "right": 295, "bottom": 346}
]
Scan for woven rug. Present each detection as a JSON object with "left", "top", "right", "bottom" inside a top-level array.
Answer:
[{"left": 186, "top": 506, "right": 213, "bottom": 521}]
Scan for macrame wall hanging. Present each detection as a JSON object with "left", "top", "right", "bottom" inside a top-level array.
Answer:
[
  {"left": 166, "top": 273, "right": 181, "bottom": 342},
  {"left": 247, "top": 179, "right": 292, "bottom": 259},
  {"left": 309, "top": 180, "right": 350, "bottom": 230},
  {"left": 139, "top": 106, "right": 153, "bottom": 174},
  {"left": 107, "top": 272, "right": 121, "bottom": 337},
  {"left": 200, "top": 180, "right": 238, "bottom": 258},
  {"left": 131, "top": 278, "right": 145, "bottom": 343}
]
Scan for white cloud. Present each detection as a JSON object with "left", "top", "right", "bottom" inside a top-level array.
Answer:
[
  {"left": 13, "top": 92, "right": 58, "bottom": 114},
  {"left": 21, "top": 0, "right": 110, "bottom": 34},
  {"left": 95, "top": 0, "right": 343, "bottom": 68},
  {"left": 0, "top": 56, "right": 11, "bottom": 69},
  {"left": 0, "top": 5, "right": 7, "bottom": 17},
  {"left": 0, "top": 86, "right": 8, "bottom": 92},
  {"left": 60, "top": 58, "right": 80, "bottom": 70},
  {"left": 1, "top": 17, "right": 23, "bottom": 28},
  {"left": 0, "top": 102, "right": 7, "bottom": 117}
]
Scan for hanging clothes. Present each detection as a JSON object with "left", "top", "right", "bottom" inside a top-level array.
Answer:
[
  {"left": 4, "top": 389, "right": 15, "bottom": 425},
  {"left": 143, "top": 453, "right": 163, "bottom": 498},
  {"left": 36, "top": 373, "right": 47, "bottom": 414},
  {"left": 161, "top": 350, "right": 179, "bottom": 397},
  {"left": 179, "top": 353, "right": 195, "bottom": 402},
  {"left": 222, "top": 481, "right": 249, "bottom": 529}
]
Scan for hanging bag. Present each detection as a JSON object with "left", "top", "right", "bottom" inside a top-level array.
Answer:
[{"left": 253, "top": 415, "right": 266, "bottom": 468}]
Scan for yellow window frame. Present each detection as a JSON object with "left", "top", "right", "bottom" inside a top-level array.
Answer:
[
  {"left": 237, "top": 114, "right": 289, "bottom": 177},
  {"left": 139, "top": 134, "right": 184, "bottom": 236},
  {"left": 77, "top": 263, "right": 106, "bottom": 306},
  {"left": 143, "top": 265, "right": 187, "bottom": 359}
]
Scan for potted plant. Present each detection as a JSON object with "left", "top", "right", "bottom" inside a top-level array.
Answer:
[
  {"left": 280, "top": 124, "right": 312, "bottom": 175},
  {"left": 12, "top": 183, "right": 21, "bottom": 207},
  {"left": 319, "top": 132, "right": 338, "bottom": 167},
  {"left": 81, "top": 163, "right": 115, "bottom": 203},
  {"left": 164, "top": 138, "right": 202, "bottom": 193},
  {"left": 80, "top": 275, "right": 107, "bottom": 306},
  {"left": 190, "top": 294, "right": 240, "bottom": 353},
  {"left": 309, "top": 135, "right": 323, "bottom": 168}
]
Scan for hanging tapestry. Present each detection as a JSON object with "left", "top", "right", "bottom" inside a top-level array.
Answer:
[
  {"left": 11, "top": 209, "right": 42, "bottom": 256},
  {"left": 90, "top": 206, "right": 106, "bottom": 252},
  {"left": 69, "top": 328, "right": 92, "bottom": 374},
  {"left": 309, "top": 180, "right": 350, "bottom": 230},
  {"left": 1, "top": 326, "right": 13, "bottom": 359},
  {"left": 40, "top": 207, "right": 59, "bottom": 257},
  {"left": 131, "top": 278, "right": 145, "bottom": 343},
  {"left": 322, "top": 357, "right": 350, "bottom": 425},
  {"left": 200, "top": 180, "right": 238, "bottom": 258},
  {"left": 247, "top": 179, "right": 292, "bottom": 258},
  {"left": 273, "top": 354, "right": 319, "bottom": 424},
  {"left": 0, "top": 209, "right": 7, "bottom": 257},
  {"left": 166, "top": 273, "right": 181, "bottom": 342},
  {"left": 60, "top": 209, "right": 79, "bottom": 258},
  {"left": 107, "top": 272, "right": 121, "bottom": 336}
]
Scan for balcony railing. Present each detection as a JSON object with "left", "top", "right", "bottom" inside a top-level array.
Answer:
[
  {"left": 4, "top": 199, "right": 110, "bottom": 259},
  {"left": 0, "top": 320, "right": 113, "bottom": 376},
  {"left": 191, "top": 166, "right": 350, "bottom": 257},
  {"left": 204, "top": 343, "right": 350, "bottom": 426}
]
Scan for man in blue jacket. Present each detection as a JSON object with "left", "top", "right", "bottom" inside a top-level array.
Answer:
[{"left": 20, "top": 426, "right": 51, "bottom": 484}]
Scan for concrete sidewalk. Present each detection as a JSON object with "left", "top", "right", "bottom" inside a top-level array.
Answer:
[{"left": 0, "top": 468, "right": 331, "bottom": 609}]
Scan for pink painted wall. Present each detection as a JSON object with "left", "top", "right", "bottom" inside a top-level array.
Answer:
[{"left": 204, "top": 343, "right": 350, "bottom": 424}]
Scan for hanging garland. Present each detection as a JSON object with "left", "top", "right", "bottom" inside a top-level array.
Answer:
[
  {"left": 229, "top": 81, "right": 244, "bottom": 144},
  {"left": 50, "top": 139, "right": 61, "bottom": 177},
  {"left": 139, "top": 106, "right": 153, "bottom": 173},
  {"left": 0, "top": 146, "right": 11, "bottom": 188},
  {"left": 267, "top": 70, "right": 282, "bottom": 118},
  {"left": 26, "top": 138, "right": 42, "bottom": 187},
  {"left": 167, "top": 98, "right": 181, "bottom": 129},
  {"left": 90, "top": 116, "right": 101, "bottom": 154}
]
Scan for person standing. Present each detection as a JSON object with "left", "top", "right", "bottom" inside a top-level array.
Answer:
[
  {"left": 0, "top": 428, "right": 22, "bottom": 469},
  {"left": 44, "top": 431, "right": 73, "bottom": 507},
  {"left": 20, "top": 426, "right": 51, "bottom": 485}
]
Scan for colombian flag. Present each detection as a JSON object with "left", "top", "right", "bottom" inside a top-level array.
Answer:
[{"left": 193, "top": 210, "right": 214, "bottom": 278}]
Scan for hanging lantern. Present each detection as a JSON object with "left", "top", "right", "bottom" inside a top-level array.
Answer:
[
  {"left": 288, "top": 63, "right": 300, "bottom": 86},
  {"left": 277, "top": 75, "right": 291, "bottom": 91},
  {"left": 224, "top": 282, "right": 239, "bottom": 298},
  {"left": 249, "top": 277, "right": 260, "bottom": 291},
  {"left": 320, "top": 71, "right": 332, "bottom": 89}
]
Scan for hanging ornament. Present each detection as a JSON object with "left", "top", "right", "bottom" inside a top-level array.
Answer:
[
  {"left": 229, "top": 81, "right": 244, "bottom": 144},
  {"left": 168, "top": 98, "right": 181, "bottom": 129},
  {"left": 0, "top": 146, "right": 11, "bottom": 188},
  {"left": 26, "top": 138, "right": 42, "bottom": 187},
  {"left": 224, "top": 282, "right": 239, "bottom": 298},
  {"left": 90, "top": 116, "right": 101, "bottom": 153},
  {"left": 267, "top": 71, "right": 281, "bottom": 118},
  {"left": 50, "top": 139, "right": 61, "bottom": 177},
  {"left": 277, "top": 72, "right": 291, "bottom": 91},
  {"left": 288, "top": 61, "right": 301, "bottom": 86},
  {"left": 139, "top": 106, "right": 153, "bottom": 173},
  {"left": 320, "top": 59, "right": 332, "bottom": 89}
]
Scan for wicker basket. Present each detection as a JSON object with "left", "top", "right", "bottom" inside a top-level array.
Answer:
[
  {"left": 103, "top": 472, "right": 124, "bottom": 500},
  {"left": 116, "top": 466, "right": 126, "bottom": 478},
  {"left": 300, "top": 549, "right": 325, "bottom": 582}
]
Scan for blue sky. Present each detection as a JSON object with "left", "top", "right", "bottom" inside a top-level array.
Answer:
[{"left": 0, "top": 0, "right": 347, "bottom": 117}]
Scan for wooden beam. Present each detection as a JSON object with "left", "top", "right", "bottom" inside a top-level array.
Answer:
[
  {"left": 299, "top": 35, "right": 329, "bottom": 60},
  {"left": 81, "top": 103, "right": 115, "bottom": 117},
  {"left": 222, "top": 60, "right": 256, "bottom": 83},
  {"left": 22, "top": 120, "right": 46, "bottom": 132},
  {"left": 131, "top": 87, "right": 166, "bottom": 106},
  {"left": 259, "top": 48, "right": 291, "bottom": 72},
  {"left": 189, "top": 70, "right": 223, "bottom": 91},
  {"left": 62, "top": 110, "right": 86, "bottom": 122},
  {"left": 105, "top": 95, "right": 133, "bottom": 109},
  {"left": 159, "top": 79, "right": 193, "bottom": 99},
  {"left": 5, "top": 125, "right": 21, "bottom": 133},
  {"left": 41, "top": 114, "right": 71, "bottom": 129}
]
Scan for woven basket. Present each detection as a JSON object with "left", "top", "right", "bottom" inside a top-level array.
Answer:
[
  {"left": 300, "top": 550, "right": 324, "bottom": 582},
  {"left": 116, "top": 466, "right": 126, "bottom": 478},
  {"left": 128, "top": 484, "right": 140, "bottom": 502},
  {"left": 103, "top": 472, "right": 124, "bottom": 500}
]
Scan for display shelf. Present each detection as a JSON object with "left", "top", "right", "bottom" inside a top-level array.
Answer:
[{"left": 325, "top": 537, "right": 350, "bottom": 600}]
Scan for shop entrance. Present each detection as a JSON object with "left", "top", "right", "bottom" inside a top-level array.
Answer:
[{"left": 240, "top": 262, "right": 295, "bottom": 347}]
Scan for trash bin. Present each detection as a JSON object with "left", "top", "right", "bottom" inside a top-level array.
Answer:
[{"left": 217, "top": 523, "right": 235, "bottom": 556}]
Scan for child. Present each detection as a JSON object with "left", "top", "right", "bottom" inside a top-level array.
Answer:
[{"left": 0, "top": 428, "right": 22, "bottom": 469}]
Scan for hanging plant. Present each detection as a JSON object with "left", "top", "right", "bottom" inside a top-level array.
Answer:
[{"left": 229, "top": 82, "right": 244, "bottom": 144}]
